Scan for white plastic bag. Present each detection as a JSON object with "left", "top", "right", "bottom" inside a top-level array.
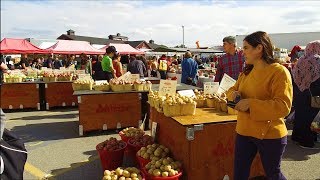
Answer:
[{"left": 311, "top": 110, "right": 320, "bottom": 133}]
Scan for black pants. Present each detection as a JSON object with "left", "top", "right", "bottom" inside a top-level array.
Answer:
[
  {"left": 104, "top": 71, "right": 114, "bottom": 82},
  {"left": 292, "top": 79, "right": 320, "bottom": 147},
  {"left": 150, "top": 70, "right": 157, "bottom": 77},
  {"left": 159, "top": 70, "right": 166, "bottom": 79}
]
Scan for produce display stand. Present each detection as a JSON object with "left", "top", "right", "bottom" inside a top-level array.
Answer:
[
  {"left": 150, "top": 107, "right": 264, "bottom": 180},
  {"left": 74, "top": 90, "right": 142, "bottom": 136},
  {"left": 44, "top": 81, "right": 77, "bottom": 110},
  {"left": 73, "top": 83, "right": 201, "bottom": 136},
  {"left": 1, "top": 82, "right": 42, "bottom": 110}
]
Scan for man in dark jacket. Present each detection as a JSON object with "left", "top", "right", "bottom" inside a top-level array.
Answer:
[{"left": 127, "top": 56, "right": 146, "bottom": 78}]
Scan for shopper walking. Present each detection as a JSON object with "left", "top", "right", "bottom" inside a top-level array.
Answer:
[
  {"left": 226, "top": 31, "right": 293, "bottom": 180},
  {"left": 181, "top": 51, "right": 198, "bottom": 85},
  {"left": 291, "top": 40, "right": 320, "bottom": 149}
]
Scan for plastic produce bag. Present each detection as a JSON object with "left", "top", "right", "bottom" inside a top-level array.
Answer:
[{"left": 311, "top": 110, "right": 320, "bottom": 133}]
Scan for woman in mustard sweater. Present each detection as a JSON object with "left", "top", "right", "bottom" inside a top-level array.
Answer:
[{"left": 227, "top": 31, "right": 293, "bottom": 180}]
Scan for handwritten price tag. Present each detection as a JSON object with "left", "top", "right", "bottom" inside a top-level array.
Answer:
[
  {"left": 118, "top": 72, "right": 131, "bottom": 81},
  {"left": 130, "top": 74, "right": 140, "bottom": 82},
  {"left": 159, "top": 80, "right": 177, "bottom": 96},
  {"left": 217, "top": 73, "right": 236, "bottom": 95},
  {"left": 95, "top": 80, "right": 109, "bottom": 85},
  {"left": 177, "top": 90, "right": 195, "bottom": 97},
  {"left": 76, "top": 70, "right": 86, "bottom": 74},
  {"left": 204, "top": 82, "right": 219, "bottom": 94}
]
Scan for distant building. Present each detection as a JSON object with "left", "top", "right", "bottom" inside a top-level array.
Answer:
[
  {"left": 236, "top": 31, "right": 320, "bottom": 50},
  {"left": 56, "top": 30, "right": 165, "bottom": 52}
]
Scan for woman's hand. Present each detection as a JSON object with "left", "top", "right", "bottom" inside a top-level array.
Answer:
[
  {"left": 232, "top": 91, "right": 241, "bottom": 102},
  {"left": 235, "top": 99, "right": 250, "bottom": 112}
]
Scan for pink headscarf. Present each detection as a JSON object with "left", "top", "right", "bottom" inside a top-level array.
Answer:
[{"left": 292, "top": 40, "right": 320, "bottom": 92}]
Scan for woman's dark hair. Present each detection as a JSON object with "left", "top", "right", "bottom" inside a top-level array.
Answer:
[
  {"left": 113, "top": 53, "right": 121, "bottom": 60},
  {"left": 243, "top": 31, "right": 276, "bottom": 75}
]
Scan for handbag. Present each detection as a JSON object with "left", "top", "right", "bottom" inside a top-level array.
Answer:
[
  {"left": 0, "top": 129, "right": 28, "bottom": 180},
  {"left": 309, "top": 88, "right": 320, "bottom": 108}
]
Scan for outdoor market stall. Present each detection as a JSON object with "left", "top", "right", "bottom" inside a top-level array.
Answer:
[
  {"left": 45, "top": 40, "right": 104, "bottom": 55},
  {"left": 1, "top": 82, "right": 42, "bottom": 110},
  {"left": 44, "top": 81, "right": 78, "bottom": 110},
  {"left": 73, "top": 83, "right": 200, "bottom": 136},
  {"left": 0, "top": 38, "right": 49, "bottom": 54},
  {"left": 100, "top": 43, "right": 145, "bottom": 55},
  {"left": 150, "top": 107, "right": 264, "bottom": 180}
]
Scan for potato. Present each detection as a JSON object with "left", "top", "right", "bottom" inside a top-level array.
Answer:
[
  {"left": 162, "top": 171, "right": 169, "bottom": 177},
  {"left": 123, "top": 170, "right": 130, "bottom": 178},
  {"left": 153, "top": 169, "right": 161, "bottom": 177},
  {"left": 104, "top": 170, "right": 112, "bottom": 176}
]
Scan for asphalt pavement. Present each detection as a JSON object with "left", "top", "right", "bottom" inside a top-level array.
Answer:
[{"left": 2, "top": 108, "right": 320, "bottom": 180}]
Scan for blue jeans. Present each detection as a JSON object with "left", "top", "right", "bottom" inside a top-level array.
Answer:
[{"left": 234, "top": 134, "right": 287, "bottom": 180}]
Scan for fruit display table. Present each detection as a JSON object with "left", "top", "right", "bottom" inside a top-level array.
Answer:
[
  {"left": 1, "top": 82, "right": 42, "bottom": 110},
  {"left": 74, "top": 91, "right": 142, "bottom": 136},
  {"left": 44, "top": 81, "right": 78, "bottom": 110},
  {"left": 150, "top": 107, "right": 264, "bottom": 180}
]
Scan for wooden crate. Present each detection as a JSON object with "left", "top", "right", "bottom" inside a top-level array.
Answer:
[
  {"left": 78, "top": 93, "right": 141, "bottom": 135},
  {"left": 1, "top": 83, "right": 40, "bottom": 110},
  {"left": 45, "top": 82, "right": 77, "bottom": 109},
  {"left": 151, "top": 108, "right": 264, "bottom": 180}
]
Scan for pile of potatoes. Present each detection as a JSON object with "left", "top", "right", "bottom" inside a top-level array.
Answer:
[{"left": 102, "top": 167, "right": 143, "bottom": 180}]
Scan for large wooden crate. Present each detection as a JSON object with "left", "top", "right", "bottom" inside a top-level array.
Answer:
[
  {"left": 151, "top": 108, "right": 264, "bottom": 180},
  {"left": 45, "top": 82, "right": 77, "bottom": 109},
  {"left": 78, "top": 93, "right": 141, "bottom": 135},
  {"left": 1, "top": 83, "right": 40, "bottom": 110}
]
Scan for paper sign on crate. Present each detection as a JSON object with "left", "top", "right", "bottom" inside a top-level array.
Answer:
[
  {"left": 217, "top": 73, "right": 236, "bottom": 95},
  {"left": 76, "top": 70, "right": 86, "bottom": 74},
  {"left": 78, "top": 74, "right": 91, "bottom": 79},
  {"left": 60, "top": 67, "right": 66, "bottom": 70},
  {"left": 159, "top": 80, "right": 177, "bottom": 96},
  {"left": 130, "top": 74, "right": 140, "bottom": 82},
  {"left": 204, "top": 82, "right": 219, "bottom": 94},
  {"left": 95, "top": 80, "right": 109, "bottom": 85},
  {"left": 118, "top": 72, "right": 131, "bottom": 81},
  {"left": 177, "top": 90, "right": 195, "bottom": 97},
  {"left": 41, "top": 67, "right": 47, "bottom": 70}
]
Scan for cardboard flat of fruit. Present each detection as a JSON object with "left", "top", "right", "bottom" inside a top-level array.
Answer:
[{"left": 172, "top": 108, "right": 237, "bottom": 126}]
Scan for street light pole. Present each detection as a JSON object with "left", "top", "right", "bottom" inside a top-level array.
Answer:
[{"left": 182, "top": 25, "right": 185, "bottom": 48}]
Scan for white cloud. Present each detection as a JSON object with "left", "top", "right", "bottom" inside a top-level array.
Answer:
[{"left": 1, "top": 0, "right": 320, "bottom": 47}]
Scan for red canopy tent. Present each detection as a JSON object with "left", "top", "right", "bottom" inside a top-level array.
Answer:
[
  {"left": 45, "top": 40, "right": 104, "bottom": 55},
  {"left": 0, "top": 38, "right": 50, "bottom": 54},
  {"left": 100, "top": 43, "right": 144, "bottom": 55}
]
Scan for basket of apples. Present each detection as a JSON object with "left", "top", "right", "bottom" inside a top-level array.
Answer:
[
  {"left": 127, "top": 135, "right": 154, "bottom": 165},
  {"left": 119, "top": 127, "right": 145, "bottom": 143},
  {"left": 96, "top": 137, "right": 127, "bottom": 171}
]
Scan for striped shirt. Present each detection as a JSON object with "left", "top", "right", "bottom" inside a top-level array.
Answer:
[{"left": 214, "top": 51, "right": 245, "bottom": 82}]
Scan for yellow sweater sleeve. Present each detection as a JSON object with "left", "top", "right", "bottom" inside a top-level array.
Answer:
[
  {"left": 226, "top": 73, "right": 244, "bottom": 101},
  {"left": 249, "top": 67, "right": 293, "bottom": 121}
]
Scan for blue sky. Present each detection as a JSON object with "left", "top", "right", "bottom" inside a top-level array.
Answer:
[{"left": 1, "top": 0, "right": 320, "bottom": 47}]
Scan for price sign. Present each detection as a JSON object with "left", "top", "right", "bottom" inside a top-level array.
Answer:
[
  {"left": 130, "top": 74, "right": 140, "bottom": 82},
  {"left": 95, "top": 80, "right": 109, "bottom": 85},
  {"left": 159, "top": 80, "right": 177, "bottom": 96},
  {"left": 204, "top": 82, "right": 219, "bottom": 94},
  {"left": 60, "top": 67, "right": 66, "bottom": 71},
  {"left": 118, "top": 72, "right": 131, "bottom": 81},
  {"left": 76, "top": 70, "right": 86, "bottom": 74},
  {"left": 217, "top": 73, "right": 236, "bottom": 95},
  {"left": 177, "top": 90, "right": 195, "bottom": 97},
  {"left": 41, "top": 67, "right": 47, "bottom": 70},
  {"left": 78, "top": 74, "right": 91, "bottom": 79}
]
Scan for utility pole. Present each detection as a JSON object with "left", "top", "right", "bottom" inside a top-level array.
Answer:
[{"left": 182, "top": 25, "right": 185, "bottom": 48}]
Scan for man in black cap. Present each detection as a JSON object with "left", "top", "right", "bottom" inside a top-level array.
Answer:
[
  {"left": 101, "top": 46, "right": 117, "bottom": 81},
  {"left": 214, "top": 36, "right": 245, "bottom": 82}
]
